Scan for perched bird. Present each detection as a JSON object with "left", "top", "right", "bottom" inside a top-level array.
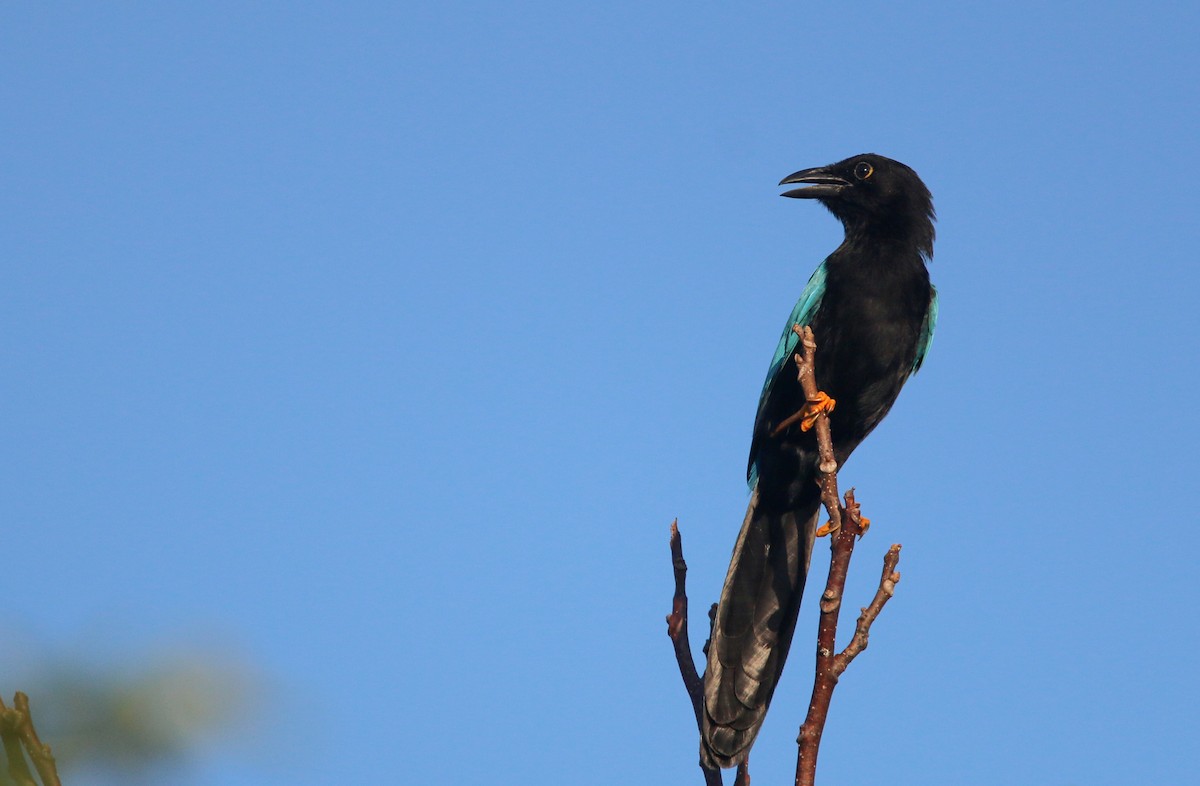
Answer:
[{"left": 701, "top": 154, "right": 938, "bottom": 769}]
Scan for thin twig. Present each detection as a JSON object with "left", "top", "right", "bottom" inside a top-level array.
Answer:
[
  {"left": 666, "top": 520, "right": 724, "bottom": 786},
  {"left": 835, "top": 543, "right": 902, "bottom": 671},
  {"left": 0, "top": 693, "right": 61, "bottom": 786}
]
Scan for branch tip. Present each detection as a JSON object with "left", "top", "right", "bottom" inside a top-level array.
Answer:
[{"left": 664, "top": 520, "right": 724, "bottom": 785}]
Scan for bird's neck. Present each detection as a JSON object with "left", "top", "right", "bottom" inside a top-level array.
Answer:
[
  {"left": 839, "top": 216, "right": 934, "bottom": 262},
  {"left": 833, "top": 229, "right": 929, "bottom": 274}
]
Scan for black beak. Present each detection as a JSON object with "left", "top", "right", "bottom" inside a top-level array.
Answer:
[{"left": 779, "top": 167, "right": 850, "bottom": 199}]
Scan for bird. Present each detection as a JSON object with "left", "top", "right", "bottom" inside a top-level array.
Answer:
[{"left": 700, "top": 153, "right": 938, "bottom": 769}]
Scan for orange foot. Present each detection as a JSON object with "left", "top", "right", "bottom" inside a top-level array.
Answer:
[
  {"left": 799, "top": 391, "right": 836, "bottom": 432},
  {"left": 845, "top": 499, "right": 870, "bottom": 538},
  {"left": 816, "top": 513, "right": 868, "bottom": 538}
]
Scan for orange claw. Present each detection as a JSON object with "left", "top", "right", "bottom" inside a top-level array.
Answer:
[
  {"left": 799, "top": 391, "right": 836, "bottom": 432},
  {"left": 815, "top": 520, "right": 839, "bottom": 537},
  {"left": 857, "top": 516, "right": 871, "bottom": 537}
]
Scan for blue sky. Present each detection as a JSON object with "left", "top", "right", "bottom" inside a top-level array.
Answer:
[{"left": 4, "top": 2, "right": 1199, "bottom": 784}]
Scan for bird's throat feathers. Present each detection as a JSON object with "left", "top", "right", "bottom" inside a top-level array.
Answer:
[{"left": 823, "top": 197, "right": 936, "bottom": 263}]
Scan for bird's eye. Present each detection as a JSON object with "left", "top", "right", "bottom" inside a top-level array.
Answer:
[{"left": 854, "top": 161, "right": 874, "bottom": 180}]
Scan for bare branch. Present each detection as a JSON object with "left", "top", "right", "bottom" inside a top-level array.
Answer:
[
  {"left": 835, "top": 543, "right": 902, "bottom": 672},
  {"left": 666, "top": 520, "right": 724, "bottom": 786}
]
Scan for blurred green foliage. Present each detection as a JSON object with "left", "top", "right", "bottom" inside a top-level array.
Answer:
[{"left": 2, "top": 641, "right": 261, "bottom": 785}]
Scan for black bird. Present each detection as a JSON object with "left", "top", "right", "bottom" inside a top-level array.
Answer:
[{"left": 701, "top": 154, "right": 938, "bottom": 769}]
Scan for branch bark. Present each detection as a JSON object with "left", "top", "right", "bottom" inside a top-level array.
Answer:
[{"left": 666, "top": 520, "right": 724, "bottom": 786}]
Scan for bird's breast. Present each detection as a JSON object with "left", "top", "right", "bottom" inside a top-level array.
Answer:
[{"left": 812, "top": 257, "right": 930, "bottom": 444}]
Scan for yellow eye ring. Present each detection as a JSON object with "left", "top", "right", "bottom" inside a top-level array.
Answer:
[{"left": 854, "top": 161, "right": 874, "bottom": 180}]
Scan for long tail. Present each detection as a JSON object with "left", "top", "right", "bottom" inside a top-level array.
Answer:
[{"left": 700, "top": 486, "right": 819, "bottom": 769}]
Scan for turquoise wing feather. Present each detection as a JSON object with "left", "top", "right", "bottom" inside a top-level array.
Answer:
[
  {"left": 911, "top": 285, "right": 938, "bottom": 374},
  {"left": 758, "top": 261, "right": 828, "bottom": 401},
  {"left": 747, "top": 261, "right": 827, "bottom": 490}
]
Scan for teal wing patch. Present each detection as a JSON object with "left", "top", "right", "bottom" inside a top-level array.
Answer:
[
  {"left": 911, "top": 285, "right": 938, "bottom": 374},
  {"left": 759, "top": 261, "right": 827, "bottom": 400},
  {"left": 747, "top": 261, "right": 827, "bottom": 490}
]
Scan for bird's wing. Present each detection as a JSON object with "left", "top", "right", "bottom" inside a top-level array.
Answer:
[
  {"left": 747, "top": 260, "right": 827, "bottom": 488},
  {"left": 758, "top": 261, "right": 827, "bottom": 400},
  {"left": 911, "top": 285, "right": 938, "bottom": 374}
]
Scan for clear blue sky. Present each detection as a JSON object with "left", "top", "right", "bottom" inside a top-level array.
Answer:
[{"left": 4, "top": 3, "right": 1199, "bottom": 784}]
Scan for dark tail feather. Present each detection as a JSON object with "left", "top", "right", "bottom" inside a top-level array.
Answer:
[{"left": 700, "top": 487, "right": 818, "bottom": 769}]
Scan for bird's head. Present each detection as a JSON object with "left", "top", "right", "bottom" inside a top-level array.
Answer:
[{"left": 780, "top": 153, "right": 935, "bottom": 259}]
